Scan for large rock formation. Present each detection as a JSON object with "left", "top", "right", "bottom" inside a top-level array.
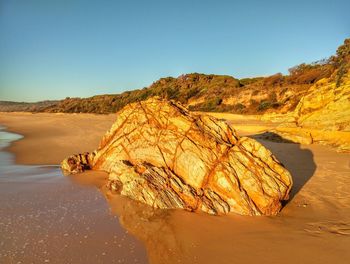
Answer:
[{"left": 62, "top": 98, "right": 292, "bottom": 216}]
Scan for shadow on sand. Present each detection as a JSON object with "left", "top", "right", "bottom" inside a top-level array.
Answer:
[{"left": 250, "top": 131, "right": 317, "bottom": 199}]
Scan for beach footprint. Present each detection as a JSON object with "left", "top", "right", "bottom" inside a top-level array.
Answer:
[{"left": 304, "top": 221, "right": 350, "bottom": 236}]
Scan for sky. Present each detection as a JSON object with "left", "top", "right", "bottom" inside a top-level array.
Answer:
[{"left": 0, "top": 0, "right": 349, "bottom": 102}]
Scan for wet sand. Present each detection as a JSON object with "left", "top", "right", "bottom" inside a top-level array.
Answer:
[
  {"left": 0, "top": 129, "right": 148, "bottom": 263},
  {"left": 1, "top": 112, "right": 350, "bottom": 264}
]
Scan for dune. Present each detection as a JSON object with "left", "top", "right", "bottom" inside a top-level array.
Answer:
[{"left": 0, "top": 111, "right": 349, "bottom": 263}]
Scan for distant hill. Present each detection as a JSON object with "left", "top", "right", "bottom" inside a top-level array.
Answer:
[
  {"left": 1, "top": 38, "right": 349, "bottom": 115},
  {"left": 0, "top": 100, "right": 58, "bottom": 112}
]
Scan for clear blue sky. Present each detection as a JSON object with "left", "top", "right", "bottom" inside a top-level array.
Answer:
[{"left": 1, "top": 0, "right": 349, "bottom": 102}]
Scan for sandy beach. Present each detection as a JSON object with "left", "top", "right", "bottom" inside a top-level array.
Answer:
[
  {"left": 0, "top": 112, "right": 116, "bottom": 165},
  {"left": 1, "top": 112, "right": 350, "bottom": 264}
]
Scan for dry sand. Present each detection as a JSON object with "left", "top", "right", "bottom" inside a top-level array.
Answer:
[
  {"left": 1, "top": 112, "right": 350, "bottom": 264},
  {"left": 0, "top": 112, "right": 116, "bottom": 165}
]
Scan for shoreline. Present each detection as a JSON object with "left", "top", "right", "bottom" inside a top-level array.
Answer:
[
  {"left": 0, "top": 112, "right": 116, "bottom": 165},
  {"left": 0, "top": 125, "right": 25, "bottom": 158}
]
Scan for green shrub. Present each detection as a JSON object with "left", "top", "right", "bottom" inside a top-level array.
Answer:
[
  {"left": 188, "top": 96, "right": 223, "bottom": 112},
  {"left": 258, "top": 101, "right": 272, "bottom": 111}
]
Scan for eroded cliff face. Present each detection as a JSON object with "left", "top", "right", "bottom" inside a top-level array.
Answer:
[
  {"left": 62, "top": 98, "right": 292, "bottom": 216},
  {"left": 262, "top": 71, "right": 350, "bottom": 152},
  {"left": 294, "top": 73, "right": 350, "bottom": 130}
]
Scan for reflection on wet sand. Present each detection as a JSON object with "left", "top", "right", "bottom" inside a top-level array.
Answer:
[
  {"left": 105, "top": 192, "right": 184, "bottom": 264},
  {"left": 71, "top": 171, "right": 186, "bottom": 264}
]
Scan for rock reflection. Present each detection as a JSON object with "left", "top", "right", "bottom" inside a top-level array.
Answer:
[
  {"left": 71, "top": 170, "right": 194, "bottom": 264},
  {"left": 103, "top": 188, "right": 190, "bottom": 264}
]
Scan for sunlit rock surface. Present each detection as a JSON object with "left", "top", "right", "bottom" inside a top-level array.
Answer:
[
  {"left": 262, "top": 71, "right": 350, "bottom": 152},
  {"left": 295, "top": 74, "right": 350, "bottom": 131},
  {"left": 62, "top": 98, "right": 292, "bottom": 216}
]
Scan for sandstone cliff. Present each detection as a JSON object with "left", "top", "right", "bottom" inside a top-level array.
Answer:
[
  {"left": 62, "top": 98, "right": 292, "bottom": 216},
  {"left": 262, "top": 71, "right": 350, "bottom": 152}
]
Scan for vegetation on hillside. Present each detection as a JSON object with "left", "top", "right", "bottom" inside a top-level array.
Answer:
[
  {"left": 1, "top": 38, "right": 349, "bottom": 115},
  {"left": 0, "top": 100, "right": 58, "bottom": 112}
]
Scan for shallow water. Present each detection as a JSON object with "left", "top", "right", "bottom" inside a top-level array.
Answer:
[{"left": 0, "top": 128, "right": 148, "bottom": 264}]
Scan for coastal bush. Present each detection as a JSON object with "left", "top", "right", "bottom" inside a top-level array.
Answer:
[
  {"left": 229, "top": 103, "right": 246, "bottom": 113},
  {"left": 239, "top": 77, "right": 263, "bottom": 86},
  {"left": 263, "top": 73, "right": 284, "bottom": 86},
  {"left": 188, "top": 96, "right": 223, "bottom": 112},
  {"left": 258, "top": 101, "right": 272, "bottom": 111},
  {"left": 234, "top": 103, "right": 245, "bottom": 109}
]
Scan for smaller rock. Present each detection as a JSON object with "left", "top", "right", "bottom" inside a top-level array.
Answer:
[{"left": 61, "top": 152, "right": 96, "bottom": 175}]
